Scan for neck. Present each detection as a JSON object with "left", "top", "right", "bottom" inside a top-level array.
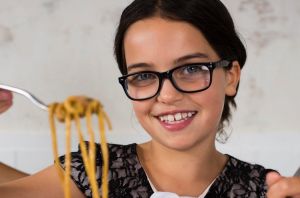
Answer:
[{"left": 137, "top": 140, "right": 227, "bottom": 195}]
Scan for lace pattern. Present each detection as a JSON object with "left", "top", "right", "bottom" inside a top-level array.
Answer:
[{"left": 59, "top": 143, "right": 269, "bottom": 198}]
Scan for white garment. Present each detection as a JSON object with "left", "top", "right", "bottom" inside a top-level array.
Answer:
[
  {"left": 148, "top": 177, "right": 213, "bottom": 198},
  {"left": 150, "top": 192, "right": 190, "bottom": 198},
  {"left": 150, "top": 191, "right": 208, "bottom": 198}
]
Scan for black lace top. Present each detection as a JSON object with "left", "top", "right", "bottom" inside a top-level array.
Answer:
[{"left": 59, "top": 143, "right": 270, "bottom": 198}]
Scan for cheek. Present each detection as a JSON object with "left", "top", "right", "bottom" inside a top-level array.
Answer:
[
  {"left": 193, "top": 90, "right": 225, "bottom": 115},
  {"left": 132, "top": 101, "right": 153, "bottom": 126},
  {"left": 194, "top": 93, "right": 225, "bottom": 133},
  {"left": 191, "top": 73, "right": 227, "bottom": 124},
  {"left": 208, "top": 79, "right": 226, "bottom": 116}
]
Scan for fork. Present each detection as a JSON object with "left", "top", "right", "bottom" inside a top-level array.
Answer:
[{"left": 0, "top": 84, "right": 48, "bottom": 111}]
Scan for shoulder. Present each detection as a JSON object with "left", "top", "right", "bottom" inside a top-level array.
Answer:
[
  {"left": 60, "top": 143, "right": 138, "bottom": 164},
  {"left": 225, "top": 155, "right": 268, "bottom": 179},
  {"left": 102, "top": 143, "right": 143, "bottom": 173},
  {"left": 207, "top": 155, "right": 272, "bottom": 197},
  {"left": 59, "top": 143, "right": 153, "bottom": 198},
  {"left": 107, "top": 143, "right": 139, "bottom": 161},
  {"left": 59, "top": 142, "right": 140, "bottom": 179}
]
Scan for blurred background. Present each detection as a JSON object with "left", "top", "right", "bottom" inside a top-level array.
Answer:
[{"left": 0, "top": 0, "right": 299, "bottom": 176}]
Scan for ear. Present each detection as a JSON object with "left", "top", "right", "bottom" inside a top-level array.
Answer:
[{"left": 225, "top": 61, "right": 241, "bottom": 96}]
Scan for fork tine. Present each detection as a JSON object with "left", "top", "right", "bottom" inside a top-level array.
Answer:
[{"left": 0, "top": 84, "right": 48, "bottom": 111}]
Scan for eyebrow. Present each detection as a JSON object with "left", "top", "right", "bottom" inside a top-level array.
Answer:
[
  {"left": 174, "top": 52, "right": 209, "bottom": 64},
  {"left": 127, "top": 52, "right": 209, "bottom": 72},
  {"left": 127, "top": 63, "right": 152, "bottom": 73}
]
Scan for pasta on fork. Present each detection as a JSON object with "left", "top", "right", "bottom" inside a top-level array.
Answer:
[
  {"left": 49, "top": 96, "right": 112, "bottom": 198},
  {"left": 0, "top": 85, "right": 111, "bottom": 197}
]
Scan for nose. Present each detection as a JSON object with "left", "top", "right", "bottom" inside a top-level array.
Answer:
[{"left": 156, "top": 79, "right": 183, "bottom": 104}]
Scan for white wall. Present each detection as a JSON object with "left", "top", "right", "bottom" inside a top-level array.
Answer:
[{"left": 0, "top": 0, "right": 299, "bottom": 176}]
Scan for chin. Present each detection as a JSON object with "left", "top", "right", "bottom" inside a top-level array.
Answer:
[
  {"left": 164, "top": 133, "right": 214, "bottom": 152},
  {"left": 163, "top": 139, "right": 198, "bottom": 151}
]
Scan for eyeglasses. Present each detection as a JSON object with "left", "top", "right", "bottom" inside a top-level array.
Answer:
[{"left": 118, "top": 60, "right": 231, "bottom": 101}]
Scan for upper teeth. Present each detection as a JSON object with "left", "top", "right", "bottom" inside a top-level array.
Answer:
[{"left": 159, "top": 112, "right": 195, "bottom": 122}]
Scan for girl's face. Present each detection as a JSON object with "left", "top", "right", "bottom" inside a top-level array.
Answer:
[{"left": 124, "top": 17, "right": 240, "bottom": 151}]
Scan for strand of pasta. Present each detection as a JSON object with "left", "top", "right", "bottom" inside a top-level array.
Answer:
[
  {"left": 64, "top": 112, "right": 72, "bottom": 198},
  {"left": 86, "top": 99, "right": 111, "bottom": 198},
  {"left": 48, "top": 96, "right": 111, "bottom": 198},
  {"left": 65, "top": 97, "right": 101, "bottom": 198},
  {"left": 49, "top": 103, "right": 71, "bottom": 198},
  {"left": 98, "top": 109, "right": 109, "bottom": 197},
  {"left": 86, "top": 105, "right": 98, "bottom": 195},
  {"left": 73, "top": 113, "right": 100, "bottom": 198},
  {"left": 49, "top": 104, "right": 64, "bottom": 182}
]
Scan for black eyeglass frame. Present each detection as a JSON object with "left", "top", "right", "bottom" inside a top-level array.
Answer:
[{"left": 118, "top": 59, "right": 232, "bottom": 101}]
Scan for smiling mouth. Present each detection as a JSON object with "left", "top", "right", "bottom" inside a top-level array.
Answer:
[{"left": 157, "top": 111, "right": 197, "bottom": 124}]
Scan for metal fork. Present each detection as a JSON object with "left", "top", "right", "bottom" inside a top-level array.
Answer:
[{"left": 0, "top": 84, "right": 48, "bottom": 111}]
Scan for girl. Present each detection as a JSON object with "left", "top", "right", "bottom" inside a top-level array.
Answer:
[{"left": 0, "top": 0, "right": 300, "bottom": 197}]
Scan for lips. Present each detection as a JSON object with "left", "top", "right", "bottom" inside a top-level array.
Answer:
[{"left": 156, "top": 111, "right": 197, "bottom": 131}]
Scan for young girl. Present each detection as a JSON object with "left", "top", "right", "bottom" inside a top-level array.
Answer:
[{"left": 1, "top": 0, "right": 300, "bottom": 197}]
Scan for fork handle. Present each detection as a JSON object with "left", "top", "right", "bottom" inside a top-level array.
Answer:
[{"left": 0, "top": 84, "right": 48, "bottom": 111}]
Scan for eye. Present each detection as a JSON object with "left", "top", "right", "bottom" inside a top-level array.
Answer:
[
  {"left": 127, "top": 72, "right": 157, "bottom": 87},
  {"left": 134, "top": 73, "right": 155, "bottom": 81},
  {"left": 180, "top": 64, "right": 209, "bottom": 75}
]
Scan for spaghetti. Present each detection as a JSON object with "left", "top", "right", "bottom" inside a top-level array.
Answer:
[{"left": 48, "top": 96, "right": 112, "bottom": 198}]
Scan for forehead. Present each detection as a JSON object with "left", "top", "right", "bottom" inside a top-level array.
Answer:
[{"left": 123, "top": 17, "right": 219, "bottom": 68}]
